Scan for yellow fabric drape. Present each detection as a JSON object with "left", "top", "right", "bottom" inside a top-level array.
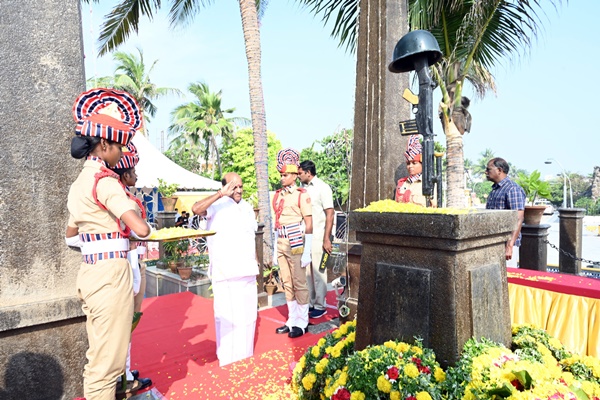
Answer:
[{"left": 509, "top": 283, "right": 600, "bottom": 357}]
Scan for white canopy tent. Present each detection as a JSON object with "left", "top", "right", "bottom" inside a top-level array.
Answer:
[{"left": 132, "top": 134, "right": 221, "bottom": 190}]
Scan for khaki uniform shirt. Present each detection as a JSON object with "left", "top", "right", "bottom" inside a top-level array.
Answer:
[
  {"left": 275, "top": 186, "right": 312, "bottom": 227},
  {"left": 67, "top": 160, "right": 138, "bottom": 233},
  {"left": 302, "top": 176, "right": 333, "bottom": 237}
]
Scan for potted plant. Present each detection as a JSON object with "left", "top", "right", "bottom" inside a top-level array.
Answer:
[
  {"left": 163, "top": 239, "right": 189, "bottom": 274},
  {"left": 158, "top": 178, "right": 179, "bottom": 212},
  {"left": 515, "top": 170, "right": 551, "bottom": 225},
  {"left": 263, "top": 264, "right": 280, "bottom": 295}
]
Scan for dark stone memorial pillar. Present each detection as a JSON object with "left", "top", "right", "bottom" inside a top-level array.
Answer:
[
  {"left": 346, "top": 0, "right": 411, "bottom": 320},
  {"left": 558, "top": 208, "right": 586, "bottom": 275},
  {"left": 350, "top": 0, "right": 411, "bottom": 210},
  {"left": 351, "top": 210, "right": 515, "bottom": 367},
  {"left": 0, "top": 0, "right": 87, "bottom": 397},
  {"left": 519, "top": 224, "right": 550, "bottom": 271}
]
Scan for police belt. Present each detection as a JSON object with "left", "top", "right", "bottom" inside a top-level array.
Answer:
[{"left": 81, "top": 238, "right": 130, "bottom": 255}]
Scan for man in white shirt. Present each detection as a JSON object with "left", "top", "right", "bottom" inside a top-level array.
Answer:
[
  {"left": 192, "top": 173, "right": 258, "bottom": 366},
  {"left": 298, "top": 160, "right": 335, "bottom": 319}
]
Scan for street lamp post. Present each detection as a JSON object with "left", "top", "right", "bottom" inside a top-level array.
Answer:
[{"left": 545, "top": 159, "right": 573, "bottom": 208}]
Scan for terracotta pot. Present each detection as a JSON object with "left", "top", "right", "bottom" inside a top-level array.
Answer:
[
  {"left": 264, "top": 283, "right": 277, "bottom": 295},
  {"left": 177, "top": 266, "right": 193, "bottom": 280},
  {"left": 523, "top": 205, "right": 546, "bottom": 225},
  {"left": 167, "top": 260, "right": 184, "bottom": 273},
  {"left": 162, "top": 196, "right": 178, "bottom": 212}
]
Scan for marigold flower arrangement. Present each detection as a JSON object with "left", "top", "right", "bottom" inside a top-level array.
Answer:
[
  {"left": 443, "top": 324, "right": 600, "bottom": 399},
  {"left": 292, "top": 320, "right": 357, "bottom": 399},
  {"left": 292, "top": 320, "right": 444, "bottom": 400},
  {"left": 293, "top": 323, "right": 600, "bottom": 400}
]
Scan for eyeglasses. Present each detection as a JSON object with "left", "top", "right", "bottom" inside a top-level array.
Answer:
[{"left": 485, "top": 167, "right": 496, "bottom": 172}]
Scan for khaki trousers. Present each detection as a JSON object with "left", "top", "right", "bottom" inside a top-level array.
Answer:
[
  {"left": 277, "top": 237, "right": 309, "bottom": 304},
  {"left": 306, "top": 237, "right": 327, "bottom": 310},
  {"left": 77, "top": 258, "right": 133, "bottom": 400}
]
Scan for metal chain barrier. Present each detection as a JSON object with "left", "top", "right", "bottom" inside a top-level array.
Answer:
[{"left": 543, "top": 239, "right": 600, "bottom": 267}]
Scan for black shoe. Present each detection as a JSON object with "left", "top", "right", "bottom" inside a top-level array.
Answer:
[
  {"left": 136, "top": 377, "right": 152, "bottom": 391},
  {"left": 309, "top": 308, "right": 327, "bottom": 319},
  {"left": 131, "top": 370, "right": 139, "bottom": 380},
  {"left": 275, "top": 325, "right": 290, "bottom": 334},
  {"left": 288, "top": 326, "right": 306, "bottom": 338},
  {"left": 309, "top": 306, "right": 315, "bottom": 312}
]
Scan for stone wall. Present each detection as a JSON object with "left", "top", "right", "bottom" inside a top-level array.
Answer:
[{"left": 0, "top": 0, "right": 87, "bottom": 397}]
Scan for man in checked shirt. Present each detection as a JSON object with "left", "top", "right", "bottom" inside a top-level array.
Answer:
[{"left": 485, "top": 157, "right": 526, "bottom": 267}]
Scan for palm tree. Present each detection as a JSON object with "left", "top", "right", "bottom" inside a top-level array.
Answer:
[
  {"left": 169, "top": 82, "right": 243, "bottom": 178},
  {"left": 87, "top": 48, "right": 182, "bottom": 135},
  {"left": 84, "top": 0, "right": 274, "bottom": 259},
  {"left": 299, "top": 0, "right": 562, "bottom": 206}
]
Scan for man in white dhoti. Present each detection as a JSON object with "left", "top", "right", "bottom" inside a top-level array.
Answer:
[{"left": 192, "top": 172, "right": 258, "bottom": 367}]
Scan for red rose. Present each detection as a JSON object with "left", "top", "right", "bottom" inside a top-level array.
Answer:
[
  {"left": 387, "top": 366, "right": 400, "bottom": 381},
  {"left": 406, "top": 396, "right": 417, "bottom": 400},
  {"left": 332, "top": 387, "right": 351, "bottom": 400}
]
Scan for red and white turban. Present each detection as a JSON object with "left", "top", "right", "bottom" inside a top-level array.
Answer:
[
  {"left": 404, "top": 135, "right": 423, "bottom": 162},
  {"left": 72, "top": 88, "right": 142, "bottom": 146},
  {"left": 276, "top": 148, "right": 300, "bottom": 173},
  {"left": 112, "top": 142, "right": 139, "bottom": 170}
]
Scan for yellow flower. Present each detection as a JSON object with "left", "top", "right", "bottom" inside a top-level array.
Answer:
[
  {"left": 338, "top": 371, "right": 348, "bottom": 386},
  {"left": 315, "top": 358, "right": 329, "bottom": 374},
  {"left": 350, "top": 391, "right": 366, "bottom": 400},
  {"left": 311, "top": 345, "right": 321, "bottom": 358},
  {"left": 302, "top": 373, "right": 317, "bottom": 391},
  {"left": 404, "top": 363, "right": 419, "bottom": 378},
  {"left": 377, "top": 375, "right": 392, "bottom": 393},
  {"left": 384, "top": 340, "right": 397, "bottom": 350},
  {"left": 434, "top": 367, "right": 446, "bottom": 382},
  {"left": 416, "top": 392, "right": 432, "bottom": 400},
  {"left": 411, "top": 346, "right": 423, "bottom": 355},
  {"left": 389, "top": 391, "right": 401, "bottom": 400},
  {"left": 396, "top": 342, "right": 411, "bottom": 353}
]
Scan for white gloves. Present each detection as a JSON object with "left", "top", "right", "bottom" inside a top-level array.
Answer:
[
  {"left": 128, "top": 250, "right": 141, "bottom": 295},
  {"left": 65, "top": 235, "right": 83, "bottom": 248},
  {"left": 130, "top": 221, "right": 154, "bottom": 240},
  {"left": 301, "top": 234, "right": 313, "bottom": 268}
]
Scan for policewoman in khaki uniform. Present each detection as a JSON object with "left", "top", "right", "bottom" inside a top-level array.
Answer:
[
  {"left": 65, "top": 88, "right": 152, "bottom": 399},
  {"left": 272, "top": 148, "right": 313, "bottom": 338},
  {"left": 110, "top": 142, "right": 153, "bottom": 393}
]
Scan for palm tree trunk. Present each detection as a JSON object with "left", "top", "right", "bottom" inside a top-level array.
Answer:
[
  {"left": 238, "top": 0, "right": 273, "bottom": 264},
  {"left": 210, "top": 135, "right": 222, "bottom": 178},
  {"left": 445, "top": 121, "right": 467, "bottom": 208}
]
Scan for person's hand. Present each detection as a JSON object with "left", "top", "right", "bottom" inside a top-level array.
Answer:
[
  {"left": 323, "top": 236, "right": 333, "bottom": 254},
  {"left": 505, "top": 242, "right": 513, "bottom": 260},
  {"left": 220, "top": 178, "right": 239, "bottom": 198}
]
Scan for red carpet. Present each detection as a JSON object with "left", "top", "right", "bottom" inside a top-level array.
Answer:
[{"left": 130, "top": 291, "right": 340, "bottom": 399}]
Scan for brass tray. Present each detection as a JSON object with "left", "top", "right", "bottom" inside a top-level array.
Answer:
[{"left": 136, "top": 228, "right": 216, "bottom": 243}]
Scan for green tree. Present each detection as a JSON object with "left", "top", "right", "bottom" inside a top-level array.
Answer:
[
  {"left": 163, "top": 146, "right": 203, "bottom": 175},
  {"left": 300, "top": 128, "right": 353, "bottom": 208},
  {"left": 299, "top": 0, "right": 562, "bottom": 207},
  {"left": 219, "top": 128, "right": 282, "bottom": 205},
  {"left": 87, "top": 48, "right": 181, "bottom": 134},
  {"left": 168, "top": 82, "right": 245, "bottom": 178},
  {"left": 84, "top": 0, "right": 274, "bottom": 262}
]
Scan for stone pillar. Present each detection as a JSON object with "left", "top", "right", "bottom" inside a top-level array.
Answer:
[
  {"left": 0, "top": 0, "right": 87, "bottom": 397},
  {"left": 350, "top": 0, "right": 411, "bottom": 211},
  {"left": 558, "top": 208, "right": 586, "bottom": 275},
  {"left": 351, "top": 210, "right": 515, "bottom": 367},
  {"left": 519, "top": 224, "right": 550, "bottom": 271},
  {"left": 255, "top": 223, "right": 268, "bottom": 308}
]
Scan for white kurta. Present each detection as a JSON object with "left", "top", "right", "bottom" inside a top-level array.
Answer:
[{"left": 205, "top": 197, "right": 258, "bottom": 366}]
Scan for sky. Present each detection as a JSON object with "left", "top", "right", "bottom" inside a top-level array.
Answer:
[{"left": 81, "top": 1, "right": 599, "bottom": 178}]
